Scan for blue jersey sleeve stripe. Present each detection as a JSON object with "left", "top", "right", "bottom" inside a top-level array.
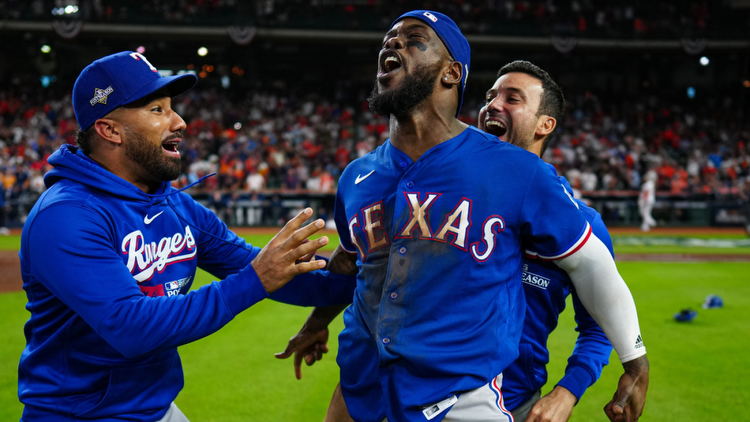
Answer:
[{"left": 524, "top": 222, "right": 591, "bottom": 261}]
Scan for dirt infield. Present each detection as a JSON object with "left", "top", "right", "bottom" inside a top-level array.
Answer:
[{"left": 2, "top": 226, "right": 747, "bottom": 294}]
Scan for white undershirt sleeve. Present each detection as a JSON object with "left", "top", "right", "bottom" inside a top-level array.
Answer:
[{"left": 554, "top": 232, "right": 647, "bottom": 363}]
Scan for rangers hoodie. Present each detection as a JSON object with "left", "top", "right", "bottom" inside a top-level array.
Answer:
[{"left": 18, "top": 144, "right": 354, "bottom": 421}]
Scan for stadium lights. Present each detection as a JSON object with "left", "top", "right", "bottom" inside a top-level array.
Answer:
[
  {"left": 687, "top": 87, "right": 696, "bottom": 99},
  {"left": 40, "top": 76, "right": 56, "bottom": 88},
  {"left": 197, "top": 47, "right": 208, "bottom": 57},
  {"left": 51, "top": 5, "right": 79, "bottom": 15},
  {"left": 41, "top": 45, "right": 51, "bottom": 54},
  {"left": 700, "top": 56, "right": 709, "bottom": 66}
]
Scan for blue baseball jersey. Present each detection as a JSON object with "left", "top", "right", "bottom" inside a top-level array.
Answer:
[
  {"left": 501, "top": 170, "right": 614, "bottom": 410},
  {"left": 334, "top": 126, "right": 590, "bottom": 421}
]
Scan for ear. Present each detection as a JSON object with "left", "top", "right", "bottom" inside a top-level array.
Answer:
[
  {"left": 441, "top": 61, "right": 463, "bottom": 87},
  {"left": 92, "top": 118, "right": 123, "bottom": 146},
  {"left": 535, "top": 115, "right": 556, "bottom": 137}
]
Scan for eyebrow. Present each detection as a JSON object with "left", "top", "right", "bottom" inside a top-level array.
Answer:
[
  {"left": 384, "top": 23, "right": 431, "bottom": 40},
  {"left": 486, "top": 86, "right": 527, "bottom": 99}
]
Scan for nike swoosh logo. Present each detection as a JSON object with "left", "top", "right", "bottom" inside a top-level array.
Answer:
[
  {"left": 355, "top": 170, "right": 375, "bottom": 185},
  {"left": 144, "top": 211, "right": 164, "bottom": 225}
]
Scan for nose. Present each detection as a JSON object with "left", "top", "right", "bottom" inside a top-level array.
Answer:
[
  {"left": 384, "top": 34, "right": 405, "bottom": 50},
  {"left": 485, "top": 96, "right": 504, "bottom": 113},
  {"left": 170, "top": 110, "right": 187, "bottom": 132}
]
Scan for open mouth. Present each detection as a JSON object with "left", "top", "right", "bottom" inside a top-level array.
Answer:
[
  {"left": 379, "top": 51, "right": 402, "bottom": 75},
  {"left": 162, "top": 140, "right": 180, "bottom": 155},
  {"left": 484, "top": 119, "right": 508, "bottom": 138}
]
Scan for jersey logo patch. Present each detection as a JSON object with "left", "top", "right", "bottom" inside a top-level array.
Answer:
[
  {"left": 355, "top": 170, "right": 375, "bottom": 185},
  {"left": 635, "top": 334, "right": 645, "bottom": 349},
  {"left": 144, "top": 211, "right": 164, "bottom": 224},
  {"left": 522, "top": 269, "right": 551, "bottom": 290}
]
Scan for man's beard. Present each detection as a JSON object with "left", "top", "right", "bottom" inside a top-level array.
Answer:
[
  {"left": 507, "top": 127, "right": 534, "bottom": 152},
  {"left": 368, "top": 61, "right": 442, "bottom": 118},
  {"left": 123, "top": 127, "right": 182, "bottom": 184}
]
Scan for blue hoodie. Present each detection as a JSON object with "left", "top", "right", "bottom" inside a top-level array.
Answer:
[
  {"left": 18, "top": 144, "right": 354, "bottom": 422},
  {"left": 501, "top": 167, "right": 614, "bottom": 410}
]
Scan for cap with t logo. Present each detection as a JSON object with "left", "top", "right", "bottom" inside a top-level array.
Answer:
[{"left": 72, "top": 51, "right": 197, "bottom": 131}]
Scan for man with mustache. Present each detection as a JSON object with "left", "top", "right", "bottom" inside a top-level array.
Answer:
[
  {"left": 279, "top": 11, "right": 647, "bottom": 422},
  {"left": 18, "top": 51, "right": 355, "bottom": 422}
]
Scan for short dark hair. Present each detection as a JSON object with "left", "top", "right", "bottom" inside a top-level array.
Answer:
[
  {"left": 498, "top": 60, "right": 564, "bottom": 155},
  {"left": 75, "top": 127, "right": 96, "bottom": 155}
]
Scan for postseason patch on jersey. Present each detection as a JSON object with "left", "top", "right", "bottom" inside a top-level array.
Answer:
[
  {"left": 164, "top": 276, "right": 192, "bottom": 297},
  {"left": 521, "top": 263, "right": 551, "bottom": 290}
]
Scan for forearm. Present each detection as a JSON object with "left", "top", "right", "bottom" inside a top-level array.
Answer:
[
  {"left": 270, "top": 269, "right": 356, "bottom": 307},
  {"left": 555, "top": 233, "right": 646, "bottom": 363}
]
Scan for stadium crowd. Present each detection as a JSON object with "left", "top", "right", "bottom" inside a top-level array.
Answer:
[
  {"left": 1, "top": 82, "right": 749, "bottom": 226},
  {"left": 2, "top": 0, "right": 745, "bottom": 39}
]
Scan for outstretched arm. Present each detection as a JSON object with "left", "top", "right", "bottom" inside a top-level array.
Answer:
[
  {"left": 274, "top": 245, "right": 358, "bottom": 379},
  {"left": 555, "top": 233, "right": 649, "bottom": 422}
]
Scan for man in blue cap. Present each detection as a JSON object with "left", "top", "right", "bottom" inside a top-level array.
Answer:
[
  {"left": 277, "top": 9, "right": 646, "bottom": 422},
  {"left": 17, "top": 52, "right": 356, "bottom": 422}
]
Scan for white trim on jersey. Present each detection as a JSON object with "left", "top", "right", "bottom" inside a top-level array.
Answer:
[{"left": 523, "top": 222, "right": 592, "bottom": 261}]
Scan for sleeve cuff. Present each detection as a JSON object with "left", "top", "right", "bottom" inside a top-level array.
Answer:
[
  {"left": 214, "top": 264, "right": 269, "bottom": 316},
  {"left": 556, "top": 365, "right": 596, "bottom": 402}
]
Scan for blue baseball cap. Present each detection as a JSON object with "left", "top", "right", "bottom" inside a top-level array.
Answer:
[
  {"left": 73, "top": 51, "right": 197, "bottom": 131},
  {"left": 390, "top": 10, "right": 470, "bottom": 116}
]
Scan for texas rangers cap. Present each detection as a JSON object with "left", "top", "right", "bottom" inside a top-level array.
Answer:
[
  {"left": 391, "top": 10, "right": 471, "bottom": 116},
  {"left": 73, "top": 51, "right": 197, "bottom": 131}
]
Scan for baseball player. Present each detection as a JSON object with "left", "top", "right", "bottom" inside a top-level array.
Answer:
[
  {"left": 17, "top": 52, "right": 356, "bottom": 422},
  {"left": 478, "top": 60, "right": 630, "bottom": 422},
  {"left": 638, "top": 171, "right": 657, "bottom": 231},
  {"left": 277, "top": 10, "right": 646, "bottom": 422}
]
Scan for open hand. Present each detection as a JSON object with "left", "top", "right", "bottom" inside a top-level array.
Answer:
[{"left": 252, "top": 208, "right": 328, "bottom": 293}]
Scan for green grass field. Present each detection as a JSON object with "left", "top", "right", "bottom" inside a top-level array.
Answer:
[{"left": 1, "top": 231, "right": 749, "bottom": 421}]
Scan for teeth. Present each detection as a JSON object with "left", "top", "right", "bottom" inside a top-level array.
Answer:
[
  {"left": 385, "top": 57, "right": 399, "bottom": 65},
  {"left": 486, "top": 120, "right": 506, "bottom": 129}
]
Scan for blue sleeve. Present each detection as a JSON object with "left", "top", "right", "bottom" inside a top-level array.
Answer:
[
  {"left": 521, "top": 160, "right": 588, "bottom": 259},
  {"left": 557, "top": 291, "right": 613, "bottom": 400},
  {"left": 334, "top": 187, "right": 356, "bottom": 253},
  {"left": 556, "top": 203, "right": 614, "bottom": 400},
  {"left": 269, "top": 269, "right": 356, "bottom": 307},
  {"left": 170, "top": 192, "right": 260, "bottom": 279},
  {"left": 25, "top": 203, "right": 268, "bottom": 359},
  {"left": 178, "top": 194, "right": 357, "bottom": 308}
]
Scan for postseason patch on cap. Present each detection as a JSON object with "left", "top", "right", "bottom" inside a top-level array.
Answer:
[{"left": 90, "top": 86, "right": 114, "bottom": 106}]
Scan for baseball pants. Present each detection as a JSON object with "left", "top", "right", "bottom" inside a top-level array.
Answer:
[
  {"left": 379, "top": 374, "right": 514, "bottom": 421},
  {"left": 509, "top": 390, "right": 542, "bottom": 422},
  {"left": 156, "top": 402, "right": 189, "bottom": 422}
]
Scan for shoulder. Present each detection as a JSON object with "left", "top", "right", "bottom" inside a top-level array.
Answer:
[
  {"left": 462, "top": 127, "right": 542, "bottom": 167},
  {"left": 339, "top": 142, "right": 391, "bottom": 182}
]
